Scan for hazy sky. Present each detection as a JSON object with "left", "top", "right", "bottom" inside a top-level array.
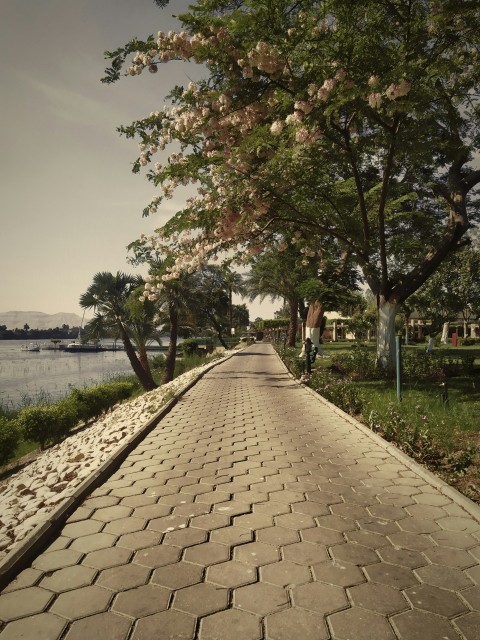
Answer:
[{"left": 0, "top": 0, "right": 277, "bottom": 322}]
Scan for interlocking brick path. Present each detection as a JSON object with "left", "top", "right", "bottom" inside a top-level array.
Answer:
[{"left": 1, "top": 343, "right": 480, "bottom": 639}]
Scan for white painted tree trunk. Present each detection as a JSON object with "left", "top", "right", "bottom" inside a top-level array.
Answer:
[
  {"left": 426, "top": 336, "right": 435, "bottom": 352},
  {"left": 440, "top": 322, "right": 449, "bottom": 344},
  {"left": 377, "top": 299, "right": 397, "bottom": 369}
]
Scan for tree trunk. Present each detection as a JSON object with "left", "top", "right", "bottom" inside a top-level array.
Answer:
[
  {"left": 287, "top": 297, "right": 298, "bottom": 347},
  {"left": 441, "top": 322, "right": 449, "bottom": 344},
  {"left": 119, "top": 325, "right": 157, "bottom": 391},
  {"left": 163, "top": 303, "right": 178, "bottom": 384},
  {"left": 376, "top": 297, "right": 397, "bottom": 370},
  {"left": 139, "top": 346, "right": 151, "bottom": 374}
]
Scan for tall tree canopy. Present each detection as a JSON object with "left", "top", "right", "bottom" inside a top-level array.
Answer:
[{"left": 104, "top": 0, "right": 480, "bottom": 366}]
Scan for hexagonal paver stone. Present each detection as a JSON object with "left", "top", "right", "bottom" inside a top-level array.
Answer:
[
  {"left": 422, "top": 546, "right": 477, "bottom": 569},
  {"left": 438, "top": 515, "right": 480, "bottom": 533},
  {"left": 70, "top": 532, "right": 118, "bottom": 553},
  {"left": 61, "top": 519, "right": 104, "bottom": 538},
  {"left": 461, "top": 585, "right": 480, "bottom": 611},
  {"left": 430, "top": 529, "right": 478, "bottom": 549},
  {"left": 40, "top": 565, "right": 97, "bottom": 592},
  {"left": 414, "top": 564, "right": 473, "bottom": 590},
  {"left": 65, "top": 611, "right": 132, "bottom": 640},
  {"left": 190, "top": 513, "right": 230, "bottom": 530},
  {"left": 376, "top": 547, "right": 427, "bottom": 569},
  {"left": 404, "top": 584, "right": 469, "bottom": 618},
  {"left": 282, "top": 541, "right": 328, "bottom": 566},
  {"left": 131, "top": 609, "right": 196, "bottom": 640},
  {"left": 207, "top": 561, "right": 257, "bottom": 588},
  {"left": 1, "top": 568, "right": 43, "bottom": 593},
  {"left": 329, "top": 606, "right": 397, "bottom": 640},
  {"left": 104, "top": 517, "right": 147, "bottom": 536},
  {"left": 316, "top": 514, "right": 358, "bottom": 533},
  {"left": 210, "top": 525, "right": 253, "bottom": 546},
  {"left": 349, "top": 582, "right": 409, "bottom": 615},
  {"left": 0, "top": 613, "right": 66, "bottom": 640},
  {"left": 291, "top": 582, "right": 348, "bottom": 615},
  {"left": 300, "top": 526, "right": 344, "bottom": 546},
  {"left": 311, "top": 560, "right": 365, "bottom": 588},
  {"left": 274, "top": 513, "right": 316, "bottom": 530},
  {"left": 151, "top": 561, "right": 203, "bottom": 590},
  {"left": 116, "top": 529, "right": 161, "bottom": 550},
  {"left": 454, "top": 612, "right": 480, "bottom": 640},
  {"left": 260, "top": 561, "right": 311, "bottom": 587},
  {"left": 163, "top": 527, "right": 208, "bottom": 548},
  {"left": 96, "top": 563, "right": 150, "bottom": 591},
  {"left": 198, "top": 609, "right": 262, "bottom": 640},
  {"left": 183, "top": 541, "right": 230, "bottom": 566},
  {"left": 364, "top": 562, "right": 418, "bottom": 590},
  {"left": 147, "top": 514, "right": 188, "bottom": 533},
  {"left": 391, "top": 609, "right": 460, "bottom": 640},
  {"left": 234, "top": 542, "right": 280, "bottom": 567},
  {"left": 0, "top": 586, "right": 54, "bottom": 621},
  {"left": 265, "top": 606, "right": 329, "bottom": 640},
  {"left": 256, "top": 526, "right": 299, "bottom": 547},
  {"left": 91, "top": 505, "right": 133, "bottom": 522},
  {"left": 134, "top": 543, "right": 181, "bottom": 568},
  {"left": 173, "top": 582, "right": 229, "bottom": 617},
  {"left": 83, "top": 495, "right": 120, "bottom": 509},
  {"left": 32, "top": 549, "right": 83, "bottom": 572},
  {"left": 113, "top": 584, "right": 170, "bottom": 618},
  {"left": 82, "top": 545, "right": 132, "bottom": 570},
  {"left": 234, "top": 582, "right": 289, "bottom": 616},
  {"left": 50, "top": 584, "right": 112, "bottom": 619}
]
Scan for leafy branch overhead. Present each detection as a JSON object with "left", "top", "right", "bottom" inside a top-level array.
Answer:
[{"left": 103, "top": 0, "right": 480, "bottom": 366}]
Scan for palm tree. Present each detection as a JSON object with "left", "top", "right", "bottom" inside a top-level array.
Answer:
[
  {"left": 222, "top": 268, "right": 246, "bottom": 337},
  {"left": 245, "top": 249, "right": 304, "bottom": 347},
  {"left": 80, "top": 272, "right": 157, "bottom": 391}
]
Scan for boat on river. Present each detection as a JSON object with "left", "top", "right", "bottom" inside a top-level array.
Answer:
[
  {"left": 21, "top": 342, "right": 40, "bottom": 352},
  {"left": 64, "top": 341, "right": 106, "bottom": 353}
]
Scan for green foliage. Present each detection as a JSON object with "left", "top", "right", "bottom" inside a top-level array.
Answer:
[
  {"left": 402, "top": 351, "right": 475, "bottom": 379},
  {"left": 330, "top": 347, "right": 379, "bottom": 379},
  {"left": 310, "top": 370, "right": 365, "bottom": 415},
  {"left": 16, "top": 403, "right": 73, "bottom": 450},
  {"left": 70, "top": 382, "right": 135, "bottom": 423},
  {"left": 0, "top": 417, "right": 21, "bottom": 465},
  {"left": 181, "top": 338, "right": 199, "bottom": 356}
]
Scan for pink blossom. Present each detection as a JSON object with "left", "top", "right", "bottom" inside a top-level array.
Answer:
[
  {"left": 368, "top": 92, "right": 383, "bottom": 108},
  {"left": 295, "top": 128, "right": 309, "bottom": 143},
  {"left": 270, "top": 120, "right": 284, "bottom": 135}
]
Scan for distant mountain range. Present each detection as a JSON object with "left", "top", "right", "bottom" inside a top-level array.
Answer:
[{"left": 0, "top": 311, "right": 86, "bottom": 330}]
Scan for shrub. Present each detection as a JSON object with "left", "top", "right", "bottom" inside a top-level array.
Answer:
[
  {"left": 330, "top": 347, "right": 378, "bottom": 379},
  {"left": 70, "top": 382, "right": 135, "bottom": 423},
  {"left": 17, "top": 401, "right": 72, "bottom": 449},
  {"left": 182, "top": 338, "right": 199, "bottom": 356},
  {"left": 310, "top": 370, "right": 365, "bottom": 415},
  {"left": 0, "top": 417, "right": 21, "bottom": 465}
]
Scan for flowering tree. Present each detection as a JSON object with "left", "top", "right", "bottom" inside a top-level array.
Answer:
[{"left": 104, "top": 0, "right": 480, "bottom": 367}]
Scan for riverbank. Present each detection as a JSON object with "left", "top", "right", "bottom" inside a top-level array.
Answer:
[{"left": 0, "top": 351, "right": 234, "bottom": 559}]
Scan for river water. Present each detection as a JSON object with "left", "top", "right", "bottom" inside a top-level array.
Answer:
[{"left": 0, "top": 340, "right": 135, "bottom": 410}]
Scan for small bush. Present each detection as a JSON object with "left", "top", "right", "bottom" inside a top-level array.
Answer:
[
  {"left": 310, "top": 370, "right": 365, "bottom": 415},
  {"left": 0, "top": 417, "right": 21, "bottom": 465},
  {"left": 330, "top": 347, "right": 378, "bottom": 379},
  {"left": 182, "top": 338, "right": 199, "bottom": 356},
  {"left": 17, "top": 405, "right": 60, "bottom": 449},
  {"left": 70, "top": 382, "right": 135, "bottom": 423}
]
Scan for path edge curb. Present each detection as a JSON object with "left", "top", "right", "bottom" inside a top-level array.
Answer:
[
  {"left": 275, "top": 350, "right": 480, "bottom": 525},
  {"left": 0, "top": 349, "right": 239, "bottom": 590}
]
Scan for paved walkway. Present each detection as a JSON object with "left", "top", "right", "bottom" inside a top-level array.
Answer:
[{"left": 1, "top": 343, "right": 480, "bottom": 640}]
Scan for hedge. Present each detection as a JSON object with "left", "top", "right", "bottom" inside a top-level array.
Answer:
[{"left": 0, "top": 417, "right": 21, "bottom": 465}]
